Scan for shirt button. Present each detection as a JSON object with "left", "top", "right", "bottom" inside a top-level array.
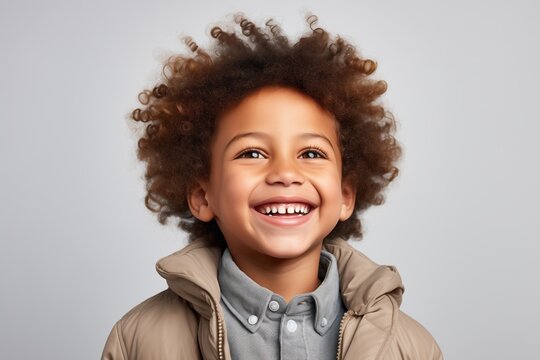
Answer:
[
  {"left": 321, "top": 317, "right": 328, "bottom": 327},
  {"left": 268, "top": 300, "right": 280, "bottom": 312},
  {"left": 286, "top": 319, "right": 297, "bottom": 333},
  {"left": 247, "top": 315, "right": 258, "bottom": 325}
]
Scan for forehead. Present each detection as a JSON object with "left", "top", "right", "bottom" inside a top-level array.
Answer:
[{"left": 213, "top": 86, "right": 339, "bottom": 143}]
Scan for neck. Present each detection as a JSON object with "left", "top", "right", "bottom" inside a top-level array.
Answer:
[{"left": 228, "top": 244, "right": 323, "bottom": 303}]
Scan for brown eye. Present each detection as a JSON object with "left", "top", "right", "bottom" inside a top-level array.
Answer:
[
  {"left": 238, "top": 149, "right": 265, "bottom": 159},
  {"left": 301, "top": 149, "right": 324, "bottom": 159}
]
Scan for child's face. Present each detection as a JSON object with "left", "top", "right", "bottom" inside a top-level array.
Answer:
[{"left": 189, "top": 86, "right": 356, "bottom": 261}]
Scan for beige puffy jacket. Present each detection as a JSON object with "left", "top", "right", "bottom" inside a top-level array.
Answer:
[{"left": 101, "top": 236, "right": 443, "bottom": 359}]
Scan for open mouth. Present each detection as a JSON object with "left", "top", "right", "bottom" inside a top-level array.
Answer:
[{"left": 254, "top": 203, "right": 313, "bottom": 216}]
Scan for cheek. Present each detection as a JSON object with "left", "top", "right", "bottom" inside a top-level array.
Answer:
[
  {"left": 315, "top": 171, "right": 344, "bottom": 206},
  {"left": 218, "top": 167, "right": 256, "bottom": 204}
]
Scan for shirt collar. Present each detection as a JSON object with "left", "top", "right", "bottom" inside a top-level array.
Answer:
[{"left": 218, "top": 247, "right": 343, "bottom": 336}]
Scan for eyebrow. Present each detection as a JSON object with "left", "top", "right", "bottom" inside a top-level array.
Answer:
[{"left": 224, "top": 131, "right": 335, "bottom": 152}]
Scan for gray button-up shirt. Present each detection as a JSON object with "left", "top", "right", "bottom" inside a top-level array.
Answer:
[{"left": 218, "top": 248, "right": 347, "bottom": 360}]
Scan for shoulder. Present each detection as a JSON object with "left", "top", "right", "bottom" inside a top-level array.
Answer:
[
  {"left": 384, "top": 307, "right": 444, "bottom": 360},
  {"left": 101, "top": 289, "right": 200, "bottom": 360},
  {"left": 117, "top": 288, "right": 196, "bottom": 328}
]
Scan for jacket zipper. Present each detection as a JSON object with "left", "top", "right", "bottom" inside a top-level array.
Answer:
[
  {"left": 217, "top": 313, "right": 224, "bottom": 360},
  {"left": 336, "top": 310, "right": 353, "bottom": 360},
  {"left": 211, "top": 297, "right": 225, "bottom": 360},
  {"left": 336, "top": 310, "right": 363, "bottom": 360}
]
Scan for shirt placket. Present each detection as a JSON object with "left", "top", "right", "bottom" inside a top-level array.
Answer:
[{"left": 280, "top": 313, "right": 307, "bottom": 360}]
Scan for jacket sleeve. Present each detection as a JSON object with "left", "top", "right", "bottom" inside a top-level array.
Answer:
[
  {"left": 101, "top": 321, "right": 127, "bottom": 360},
  {"left": 385, "top": 309, "right": 443, "bottom": 360}
]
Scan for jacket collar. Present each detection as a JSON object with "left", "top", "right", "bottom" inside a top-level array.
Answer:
[{"left": 155, "top": 236, "right": 404, "bottom": 318}]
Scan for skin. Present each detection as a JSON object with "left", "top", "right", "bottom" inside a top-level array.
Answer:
[{"left": 188, "top": 86, "right": 356, "bottom": 302}]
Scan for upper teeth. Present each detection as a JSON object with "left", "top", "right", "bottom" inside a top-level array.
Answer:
[{"left": 256, "top": 203, "right": 311, "bottom": 215}]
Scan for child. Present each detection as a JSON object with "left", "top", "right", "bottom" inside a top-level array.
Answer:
[{"left": 102, "top": 13, "right": 443, "bottom": 360}]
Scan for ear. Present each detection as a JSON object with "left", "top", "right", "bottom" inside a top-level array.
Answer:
[
  {"left": 339, "top": 176, "right": 357, "bottom": 221},
  {"left": 187, "top": 180, "right": 215, "bottom": 222}
]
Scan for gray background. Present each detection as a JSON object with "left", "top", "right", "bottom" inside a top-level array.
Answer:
[{"left": 1, "top": 0, "right": 539, "bottom": 359}]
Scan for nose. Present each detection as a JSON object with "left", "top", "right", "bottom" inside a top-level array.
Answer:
[{"left": 265, "top": 156, "right": 305, "bottom": 186}]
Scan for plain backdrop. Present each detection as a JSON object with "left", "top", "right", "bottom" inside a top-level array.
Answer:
[{"left": 1, "top": 0, "right": 539, "bottom": 359}]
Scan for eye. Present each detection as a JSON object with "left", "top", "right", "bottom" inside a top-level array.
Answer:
[
  {"left": 236, "top": 148, "right": 266, "bottom": 159},
  {"left": 300, "top": 146, "right": 327, "bottom": 159}
]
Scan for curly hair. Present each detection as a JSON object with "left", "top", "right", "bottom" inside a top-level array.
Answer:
[{"left": 130, "top": 13, "right": 402, "bottom": 247}]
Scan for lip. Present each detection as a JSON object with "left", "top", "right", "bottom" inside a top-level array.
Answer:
[
  {"left": 251, "top": 196, "right": 317, "bottom": 208},
  {"left": 251, "top": 206, "right": 314, "bottom": 227}
]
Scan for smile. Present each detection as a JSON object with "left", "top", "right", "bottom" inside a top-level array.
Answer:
[
  {"left": 251, "top": 205, "right": 315, "bottom": 227},
  {"left": 254, "top": 203, "right": 312, "bottom": 216}
]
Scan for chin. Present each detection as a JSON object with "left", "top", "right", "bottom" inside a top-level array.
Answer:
[{"left": 257, "top": 235, "right": 322, "bottom": 260}]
